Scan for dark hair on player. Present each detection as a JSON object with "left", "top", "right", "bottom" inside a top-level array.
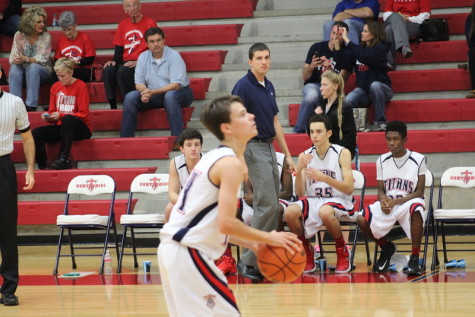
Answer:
[
  {"left": 385, "top": 120, "right": 407, "bottom": 138},
  {"left": 176, "top": 128, "right": 203, "bottom": 147},
  {"left": 307, "top": 114, "right": 332, "bottom": 136}
]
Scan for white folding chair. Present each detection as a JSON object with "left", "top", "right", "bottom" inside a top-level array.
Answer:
[
  {"left": 372, "top": 170, "right": 435, "bottom": 271},
  {"left": 317, "top": 170, "right": 372, "bottom": 269},
  {"left": 432, "top": 167, "right": 475, "bottom": 270},
  {"left": 117, "top": 173, "right": 169, "bottom": 273},
  {"left": 53, "top": 175, "right": 119, "bottom": 275}
]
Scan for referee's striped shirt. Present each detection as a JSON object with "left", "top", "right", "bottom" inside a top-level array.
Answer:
[{"left": 0, "top": 91, "right": 31, "bottom": 156}]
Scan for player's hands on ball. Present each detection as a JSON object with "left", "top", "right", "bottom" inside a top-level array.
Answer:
[{"left": 266, "top": 230, "right": 302, "bottom": 255}]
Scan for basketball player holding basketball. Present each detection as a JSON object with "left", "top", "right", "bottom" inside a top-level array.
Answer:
[
  {"left": 284, "top": 114, "right": 355, "bottom": 274},
  {"left": 357, "top": 120, "right": 426, "bottom": 276},
  {"left": 165, "top": 128, "right": 203, "bottom": 222},
  {"left": 157, "top": 95, "right": 301, "bottom": 317}
]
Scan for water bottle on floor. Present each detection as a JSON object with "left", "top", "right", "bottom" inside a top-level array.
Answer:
[
  {"left": 104, "top": 249, "right": 113, "bottom": 275},
  {"left": 390, "top": 253, "right": 408, "bottom": 272}
]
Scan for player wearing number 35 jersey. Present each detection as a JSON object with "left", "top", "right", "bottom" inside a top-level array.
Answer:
[
  {"left": 357, "top": 120, "right": 427, "bottom": 276},
  {"left": 284, "top": 114, "right": 355, "bottom": 275}
]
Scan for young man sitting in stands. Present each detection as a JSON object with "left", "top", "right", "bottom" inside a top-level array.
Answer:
[
  {"left": 357, "top": 120, "right": 427, "bottom": 276},
  {"left": 284, "top": 114, "right": 355, "bottom": 274}
]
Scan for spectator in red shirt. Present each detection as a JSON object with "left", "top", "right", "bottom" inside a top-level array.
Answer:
[
  {"left": 53, "top": 11, "right": 96, "bottom": 83},
  {"left": 32, "top": 58, "right": 92, "bottom": 169},
  {"left": 384, "top": 0, "right": 430, "bottom": 71},
  {"left": 102, "top": 0, "right": 156, "bottom": 109}
]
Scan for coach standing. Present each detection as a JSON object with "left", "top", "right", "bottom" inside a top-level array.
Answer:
[
  {"left": 0, "top": 66, "right": 35, "bottom": 306},
  {"left": 232, "top": 43, "right": 296, "bottom": 280}
]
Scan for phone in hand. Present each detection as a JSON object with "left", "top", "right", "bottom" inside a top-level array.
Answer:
[
  {"left": 42, "top": 113, "right": 50, "bottom": 118},
  {"left": 313, "top": 50, "right": 319, "bottom": 59}
]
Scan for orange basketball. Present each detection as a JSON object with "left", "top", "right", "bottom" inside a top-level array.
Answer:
[{"left": 257, "top": 244, "right": 306, "bottom": 283}]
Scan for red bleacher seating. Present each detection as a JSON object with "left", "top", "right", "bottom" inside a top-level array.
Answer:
[
  {"left": 288, "top": 98, "right": 475, "bottom": 126},
  {"left": 12, "top": 136, "right": 172, "bottom": 163},
  {"left": 17, "top": 167, "right": 157, "bottom": 193},
  {"left": 396, "top": 40, "right": 467, "bottom": 64},
  {"left": 0, "top": 51, "right": 227, "bottom": 75},
  {"left": 276, "top": 129, "right": 475, "bottom": 156},
  {"left": 0, "top": 24, "right": 244, "bottom": 53},
  {"left": 0, "top": 77, "right": 211, "bottom": 104},
  {"left": 26, "top": 108, "right": 194, "bottom": 131},
  {"left": 18, "top": 200, "right": 135, "bottom": 225},
  {"left": 38, "top": 0, "right": 254, "bottom": 25},
  {"left": 378, "top": 0, "right": 473, "bottom": 9},
  {"left": 345, "top": 69, "right": 470, "bottom": 94}
]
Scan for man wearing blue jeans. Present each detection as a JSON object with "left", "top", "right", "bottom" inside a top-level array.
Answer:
[
  {"left": 293, "top": 21, "right": 354, "bottom": 133},
  {"left": 120, "top": 27, "right": 193, "bottom": 149},
  {"left": 323, "top": 0, "right": 380, "bottom": 45}
]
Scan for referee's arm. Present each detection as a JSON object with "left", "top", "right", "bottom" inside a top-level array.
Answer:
[{"left": 20, "top": 129, "right": 35, "bottom": 190}]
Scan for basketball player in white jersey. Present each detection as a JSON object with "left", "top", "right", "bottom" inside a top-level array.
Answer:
[
  {"left": 284, "top": 114, "right": 355, "bottom": 274},
  {"left": 165, "top": 128, "right": 203, "bottom": 222},
  {"left": 357, "top": 120, "right": 426, "bottom": 276},
  {"left": 157, "top": 95, "right": 301, "bottom": 317}
]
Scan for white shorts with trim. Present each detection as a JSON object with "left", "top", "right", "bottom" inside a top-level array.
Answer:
[
  {"left": 291, "top": 197, "right": 354, "bottom": 239},
  {"left": 157, "top": 239, "right": 240, "bottom": 317},
  {"left": 240, "top": 198, "right": 290, "bottom": 226},
  {"left": 360, "top": 198, "right": 426, "bottom": 240}
]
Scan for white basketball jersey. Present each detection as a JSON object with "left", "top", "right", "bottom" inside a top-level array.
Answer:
[
  {"left": 376, "top": 150, "right": 427, "bottom": 199},
  {"left": 304, "top": 144, "right": 352, "bottom": 201},
  {"left": 174, "top": 154, "right": 190, "bottom": 188},
  {"left": 161, "top": 146, "right": 236, "bottom": 259}
]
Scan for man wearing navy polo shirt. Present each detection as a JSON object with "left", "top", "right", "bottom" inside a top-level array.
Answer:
[
  {"left": 232, "top": 43, "right": 296, "bottom": 281},
  {"left": 120, "top": 27, "right": 194, "bottom": 150},
  {"left": 323, "top": 0, "right": 380, "bottom": 45}
]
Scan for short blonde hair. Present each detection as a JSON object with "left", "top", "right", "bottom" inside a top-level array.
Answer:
[
  {"left": 18, "top": 6, "right": 48, "bottom": 35},
  {"left": 54, "top": 57, "right": 75, "bottom": 73}
]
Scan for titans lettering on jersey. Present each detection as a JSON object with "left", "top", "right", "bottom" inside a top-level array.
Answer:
[
  {"left": 384, "top": 177, "right": 415, "bottom": 194},
  {"left": 61, "top": 45, "right": 83, "bottom": 62},
  {"left": 125, "top": 30, "right": 144, "bottom": 55},
  {"left": 356, "top": 59, "right": 369, "bottom": 72},
  {"left": 56, "top": 92, "right": 76, "bottom": 112}
]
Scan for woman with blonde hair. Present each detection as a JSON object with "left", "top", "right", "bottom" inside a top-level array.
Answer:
[
  {"left": 315, "top": 70, "right": 356, "bottom": 159},
  {"left": 8, "top": 5, "right": 52, "bottom": 111},
  {"left": 32, "top": 58, "right": 92, "bottom": 169}
]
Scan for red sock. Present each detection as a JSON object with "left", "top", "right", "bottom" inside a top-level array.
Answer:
[
  {"left": 412, "top": 247, "right": 420, "bottom": 256},
  {"left": 224, "top": 245, "right": 232, "bottom": 258},
  {"left": 376, "top": 237, "right": 388, "bottom": 247},
  {"left": 335, "top": 236, "right": 346, "bottom": 248}
]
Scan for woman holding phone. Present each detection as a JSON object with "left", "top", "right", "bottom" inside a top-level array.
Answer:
[{"left": 32, "top": 58, "right": 92, "bottom": 169}]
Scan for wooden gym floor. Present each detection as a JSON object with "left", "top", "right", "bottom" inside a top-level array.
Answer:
[{"left": 1, "top": 238, "right": 475, "bottom": 316}]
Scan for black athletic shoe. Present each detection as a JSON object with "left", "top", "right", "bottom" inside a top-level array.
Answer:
[
  {"left": 404, "top": 254, "right": 422, "bottom": 276},
  {"left": 373, "top": 242, "right": 396, "bottom": 272},
  {"left": 237, "top": 260, "right": 263, "bottom": 281},
  {"left": 0, "top": 293, "right": 19, "bottom": 306}
]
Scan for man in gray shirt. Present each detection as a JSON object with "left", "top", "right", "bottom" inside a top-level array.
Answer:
[{"left": 120, "top": 27, "right": 194, "bottom": 150}]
